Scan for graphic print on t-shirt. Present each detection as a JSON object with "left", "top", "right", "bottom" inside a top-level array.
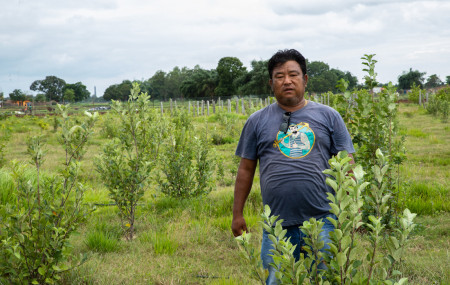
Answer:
[{"left": 273, "top": 122, "right": 315, "bottom": 159}]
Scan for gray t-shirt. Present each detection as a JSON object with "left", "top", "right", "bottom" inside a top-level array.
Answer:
[{"left": 235, "top": 101, "right": 355, "bottom": 226}]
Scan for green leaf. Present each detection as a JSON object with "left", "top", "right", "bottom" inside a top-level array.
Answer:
[
  {"left": 330, "top": 203, "right": 340, "bottom": 215},
  {"left": 353, "top": 165, "right": 365, "bottom": 181},
  {"left": 38, "top": 266, "right": 46, "bottom": 276},
  {"left": 389, "top": 236, "right": 400, "bottom": 249},
  {"left": 326, "top": 177, "right": 338, "bottom": 191},
  {"left": 388, "top": 103, "right": 396, "bottom": 111},
  {"left": 337, "top": 252, "right": 346, "bottom": 267}
]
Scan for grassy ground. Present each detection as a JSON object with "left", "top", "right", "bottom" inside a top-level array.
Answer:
[
  {"left": 0, "top": 103, "right": 448, "bottom": 284},
  {"left": 397, "top": 104, "right": 449, "bottom": 214}
]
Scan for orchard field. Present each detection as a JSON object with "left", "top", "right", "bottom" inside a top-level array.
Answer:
[{"left": 0, "top": 91, "right": 448, "bottom": 284}]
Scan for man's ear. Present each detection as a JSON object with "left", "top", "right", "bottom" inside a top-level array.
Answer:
[{"left": 303, "top": 74, "right": 308, "bottom": 86}]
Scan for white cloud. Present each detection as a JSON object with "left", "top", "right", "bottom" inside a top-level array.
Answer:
[{"left": 0, "top": 0, "right": 449, "bottom": 96}]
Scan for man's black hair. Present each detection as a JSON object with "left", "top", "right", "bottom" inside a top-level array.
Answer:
[{"left": 268, "top": 49, "right": 307, "bottom": 79}]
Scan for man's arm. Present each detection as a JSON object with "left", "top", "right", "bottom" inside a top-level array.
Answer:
[{"left": 231, "top": 157, "right": 257, "bottom": 237}]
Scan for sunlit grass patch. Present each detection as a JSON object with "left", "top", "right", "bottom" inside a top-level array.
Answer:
[
  {"left": 85, "top": 230, "right": 121, "bottom": 253},
  {"left": 407, "top": 128, "right": 428, "bottom": 138},
  {"left": 403, "top": 182, "right": 449, "bottom": 214},
  {"left": 83, "top": 187, "right": 110, "bottom": 204},
  {"left": 139, "top": 231, "right": 179, "bottom": 255},
  {"left": 211, "top": 215, "right": 232, "bottom": 232}
]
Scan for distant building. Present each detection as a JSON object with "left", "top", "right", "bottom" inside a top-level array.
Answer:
[{"left": 373, "top": 87, "right": 385, "bottom": 94}]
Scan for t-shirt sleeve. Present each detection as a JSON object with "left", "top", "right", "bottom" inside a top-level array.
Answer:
[
  {"left": 235, "top": 117, "right": 258, "bottom": 160},
  {"left": 330, "top": 111, "right": 355, "bottom": 154}
]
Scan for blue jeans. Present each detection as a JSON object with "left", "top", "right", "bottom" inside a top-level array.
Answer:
[{"left": 261, "top": 214, "right": 336, "bottom": 285}]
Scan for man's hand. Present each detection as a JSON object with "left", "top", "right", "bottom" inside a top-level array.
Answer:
[
  {"left": 231, "top": 216, "right": 248, "bottom": 237},
  {"left": 231, "top": 158, "right": 257, "bottom": 237}
]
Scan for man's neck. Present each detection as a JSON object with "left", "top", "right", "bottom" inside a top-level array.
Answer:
[{"left": 277, "top": 98, "right": 308, "bottom": 113}]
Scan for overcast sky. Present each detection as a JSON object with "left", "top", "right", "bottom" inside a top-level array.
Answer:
[{"left": 1, "top": 0, "right": 449, "bottom": 97}]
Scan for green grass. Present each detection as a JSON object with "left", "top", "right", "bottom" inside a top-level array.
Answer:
[
  {"left": 84, "top": 231, "right": 121, "bottom": 253},
  {"left": 0, "top": 103, "right": 448, "bottom": 284},
  {"left": 403, "top": 182, "right": 449, "bottom": 214},
  {"left": 139, "top": 231, "right": 179, "bottom": 255}
]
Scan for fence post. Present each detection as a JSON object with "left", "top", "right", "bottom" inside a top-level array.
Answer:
[
  {"left": 235, "top": 98, "right": 239, "bottom": 113},
  {"left": 419, "top": 90, "right": 422, "bottom": 107},
  {"left": 207, "top": 101, "right": 210, "bottom": 116},
  {"left": 175, "top": 100, "right": 177, "bottom": 110},
  {"left": 188, "top": 101, "right": 191, "bottom": 114},
  {"left": 170, "top": 99, "right": 173, "bottom": 114},
  {"left": 197, "top": 101, "right": 200, "bottom": 116},
  {"left": 160, "top": 102, "right": 164, "bottom": 115},
  {"left": 227, "top": 99, "right": 231, "bottom": 113},
  {"left": 201, "top": 100, "right": 205, "bottom": 116},
  {"left": 212, "top": 100, "right": 215, "bottom": 114}
]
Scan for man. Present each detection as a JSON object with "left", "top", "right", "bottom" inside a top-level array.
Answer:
[{"left": 231, "top": 49, "right": 355, "bottom": 284}]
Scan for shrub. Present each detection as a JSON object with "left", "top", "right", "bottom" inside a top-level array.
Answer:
[
  {"left": 158, "top": 111, "right": 215, "bottom": 199},
  {"left": 408, "top": 83, "right": 423, "bottom": 104},
  {"left": 427, "top": 87, "right": 449, "bottom": 122},
  {"left": 0, "top": 105, "right": 98, "bottom": 284},
  {"left": 159, "top": 130, "right": 214, "bottom": 198},
  {"left": 96, "top": 83, "right": 167, "bottom": 241}
]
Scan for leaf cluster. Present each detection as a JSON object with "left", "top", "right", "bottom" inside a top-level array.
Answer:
[
  {"left": 333, "top": 58, "right": 405, "bottom": 226},
  {"left": 158, "top": 111, "right": 215, "bottom": 198},
  {"left": 0, "top": 106, "right": 97, "bottom": 284},
  {"left": 236, "top": 150, "right": 416, "bottom": 285}
]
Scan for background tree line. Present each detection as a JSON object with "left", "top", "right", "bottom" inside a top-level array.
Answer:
[
  {"left": 103, "top": 57, "right": 361, "bottom": 101},
  {"left": 3, "top": 58, "right": 449, "bottom": 104},
  {"left": 103, "top": 56, "right": 450, "bottom": 101},
  {"left": 4, "top": 76, "right": 90, "bottom": 104}
]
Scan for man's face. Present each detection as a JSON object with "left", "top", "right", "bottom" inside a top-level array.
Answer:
[{"left": 269, "top": 60, "right": 308, "bottom": 107}]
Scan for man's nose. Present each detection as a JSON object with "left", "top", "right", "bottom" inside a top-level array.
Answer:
[{"left": 283, "top": 76, "right": 292, "bottom": 84}]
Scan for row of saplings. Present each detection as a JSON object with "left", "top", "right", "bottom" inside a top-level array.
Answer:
[
  {"left": 0, "top": 83, "right": 415, "bottom": 284},
  {"left": 237, "top": 150, "right": 415, "bottom": 285},
  {"left": 0, "top": 84, "right": 215, "bottom": 284}
]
